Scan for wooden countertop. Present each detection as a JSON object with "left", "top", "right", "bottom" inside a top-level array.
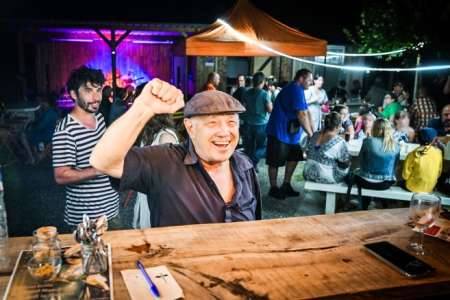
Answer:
[{"left": 2, "top": 208, "right": 450, "bottom": 299}]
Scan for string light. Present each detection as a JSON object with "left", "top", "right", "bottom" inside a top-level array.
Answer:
[
  {"left": 217, "top": 19, "right": 450, "bottom": 72},
  {"left": 326, "top": 42, "right": 424, "bottom": 57},
  {"left": 326, "top": 49, "right": 406, "bottom": 57}
]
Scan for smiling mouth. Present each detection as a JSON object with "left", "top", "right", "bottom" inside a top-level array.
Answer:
[{"left": 212, "top": 141, "right": 231, "bottom": 149}]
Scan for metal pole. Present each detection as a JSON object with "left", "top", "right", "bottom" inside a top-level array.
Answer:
[
  {"left": 111, "top": 30, "right": 117, "bottom": 96},
  {"left": 413, "top": 54, "right": 421, "bottom": 101}
]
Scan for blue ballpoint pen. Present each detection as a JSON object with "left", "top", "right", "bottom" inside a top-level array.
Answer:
[{"left": 136, "top": 260, "right": 161, "bottom": 298}]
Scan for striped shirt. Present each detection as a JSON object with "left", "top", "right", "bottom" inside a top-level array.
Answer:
[{"left": 52, "top": 113, "right": 119, "bottom": 225}]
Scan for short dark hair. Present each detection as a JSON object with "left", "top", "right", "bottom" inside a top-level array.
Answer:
[
  {"left": 252, "top": 72, "right": 265, "bottom": 86},
  {"left": 324, "top": 112, "right": 342, "bottom": 132},
  {"left": 66, "top": 65, "right": 105, "bottom": 96},
  {"left": 294, "top": 68, "right": 311, "bottom": 81}
]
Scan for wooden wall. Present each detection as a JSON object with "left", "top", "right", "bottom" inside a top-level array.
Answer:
[{"left": 35, "top": 40, "right": 174, "bottom": 94}]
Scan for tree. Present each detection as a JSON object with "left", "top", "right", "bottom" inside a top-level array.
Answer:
[{"left": 344, "top": 0, "right": 450, "bottom": 62}]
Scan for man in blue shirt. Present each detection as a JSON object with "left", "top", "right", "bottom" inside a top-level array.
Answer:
[{"left": 265, "top": 69, "right": 313, "bottom": 199}]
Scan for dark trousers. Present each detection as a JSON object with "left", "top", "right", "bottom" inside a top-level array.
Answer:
[
  {"left": 346, "top": 174, "right": 395, "bottom": 210},
  {"left": 242, "top": 124, "right": 267, "bottom": 167}
]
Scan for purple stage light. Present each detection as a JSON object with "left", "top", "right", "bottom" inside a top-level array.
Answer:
[{"left": 50, "top": 38, "right": 94, "bottom": 43}]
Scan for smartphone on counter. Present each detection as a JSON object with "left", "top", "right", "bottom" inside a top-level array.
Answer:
[{"left": 364, "top": 241, "right": 436, "bottom": 279}]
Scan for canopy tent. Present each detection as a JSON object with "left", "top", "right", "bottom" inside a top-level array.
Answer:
[{"left": 185, "top": 0, "right": 327, "bottom": 57}]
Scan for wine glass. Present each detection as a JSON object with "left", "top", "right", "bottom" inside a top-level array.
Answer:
[{"left": 409, "top": 193, "right": 441, "bottom": 255}]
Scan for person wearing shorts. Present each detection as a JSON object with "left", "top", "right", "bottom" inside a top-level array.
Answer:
[{"left": 265, "top": 69, "right": 314, "bottom": 199}]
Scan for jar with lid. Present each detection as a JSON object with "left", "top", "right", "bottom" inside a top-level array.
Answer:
[{"left": 28, "top": 226, "right": 62, "bottom": 282}]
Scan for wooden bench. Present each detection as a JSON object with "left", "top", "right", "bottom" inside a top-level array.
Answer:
[{"left": 304, "top": 181, "right": 450, "bottom": 214}]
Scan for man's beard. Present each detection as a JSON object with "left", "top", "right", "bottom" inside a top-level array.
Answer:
[
  {"left": 444, "top": 119, "right": 450, "bottom": 132},
  {"left": 76, "top": 97, "right": 99, "bottom": 113}
]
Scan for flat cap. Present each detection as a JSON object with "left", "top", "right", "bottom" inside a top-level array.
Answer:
[{"left": 184, "top": 90, "right": 246, "bottom": 118}]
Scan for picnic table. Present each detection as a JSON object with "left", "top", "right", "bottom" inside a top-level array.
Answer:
[{"left": 1, "top": 208, "right": 450, "bottom": 299}]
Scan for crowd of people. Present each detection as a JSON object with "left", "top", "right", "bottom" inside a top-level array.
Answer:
[
  {"left": 219, "top": 69, "right": 450, "bottom": 210},
  {"left": 4, "top": 64, "right": 449, "bottom": 232}
]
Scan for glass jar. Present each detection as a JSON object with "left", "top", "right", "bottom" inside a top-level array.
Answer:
[
  {"left": 28, "top": 226, "right": 62, "bottom": 282},
  {"left": 81, "top": 243, "right": 107, "bottom": 275},
  {"left": 31, "top": 226, "right": 62, "bottom": 260}
]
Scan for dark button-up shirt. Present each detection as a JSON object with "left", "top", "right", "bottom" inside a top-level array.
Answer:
[{"left": 119, "top": 140, "right": 261, "bottom": 227}]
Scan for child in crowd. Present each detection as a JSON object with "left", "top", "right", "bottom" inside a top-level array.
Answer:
[
  {"left": 334, "top": 104, "right": 354, "bottom": 140},
  {"left": 402, "top": 127, "right": 442, "bottom": 193},
  {"left": 393, "top": 111, "right": 415, "bottom": 143}
]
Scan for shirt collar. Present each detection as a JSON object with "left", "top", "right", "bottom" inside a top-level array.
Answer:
[{"left": 183, "top": 139, "right": 253, "bottom": 172}]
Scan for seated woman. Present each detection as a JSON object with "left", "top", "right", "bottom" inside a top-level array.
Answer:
[
  {"left": 380, "top": 93, "right": 402, "bottom": 122},
  {"left": 334, "top": 104, "right": 355, "bottom": 140},
  {"left": 303, "top": 112, "right": 350, "bottom": 184},
  {"left": 348, "top": 118, "right": 400, "bottom": 210},
  {"left": 393, "top": 111, "right": 415, "bottom": 143},
  {"left": 356, "top": 113, "right": 376, "bottom": 140},
  {"left": 402, "top": 128, "right": 442, "bottom": 193}
]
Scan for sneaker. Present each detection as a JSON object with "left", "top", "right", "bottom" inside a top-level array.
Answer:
[
  {"left": 268, "top": 186, "right": 285, "bottom": 199},
  {"left": 281, "top": 183, "right": 300, "bottom": 198}
]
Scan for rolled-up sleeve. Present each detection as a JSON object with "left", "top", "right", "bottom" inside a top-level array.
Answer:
[{"left": 119, "top": 146, "right": 156, "bottom": 193}]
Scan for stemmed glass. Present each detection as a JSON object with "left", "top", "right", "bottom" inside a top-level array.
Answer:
[{"left": 409, "top": 193, "right": 441, "bottom": 255}]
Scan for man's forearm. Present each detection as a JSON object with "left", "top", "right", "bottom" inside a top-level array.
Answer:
[
  {"left": 298, "top": 110, "right": 313, "bottom": 136},
  {"left": 90, "top": 101, "right": 154, "bottom": 178},
  {"left": 55, "top": 167, "right": 98, "bottom": 185}
]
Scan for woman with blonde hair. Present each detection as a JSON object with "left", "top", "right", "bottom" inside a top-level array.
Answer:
[{"left": 347, "top": 118, "right": 400, "bottom": 210}]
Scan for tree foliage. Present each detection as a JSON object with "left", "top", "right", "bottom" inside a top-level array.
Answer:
[{"left": 345, "top": 0, "right": 450, "bottom": 60}]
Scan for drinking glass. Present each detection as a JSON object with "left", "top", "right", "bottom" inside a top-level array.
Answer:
[{"left": 409, "top": 193, "right": 441, "bottom": 255}]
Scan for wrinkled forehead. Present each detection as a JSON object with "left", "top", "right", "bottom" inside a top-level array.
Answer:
[{"left": 188, "top": 113, "right": 239, "bottom": 123}]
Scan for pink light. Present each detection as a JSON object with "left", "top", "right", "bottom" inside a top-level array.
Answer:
[
  {"left": 51, "top": 38, "right": 94, "bottom": 43},
  {"left": 132, "top": 40, "right": 174, "bottom": 44}
]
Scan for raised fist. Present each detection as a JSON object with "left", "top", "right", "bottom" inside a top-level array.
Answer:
[{"left": 135, "top": 78, "right": 184, "bottom": 115}]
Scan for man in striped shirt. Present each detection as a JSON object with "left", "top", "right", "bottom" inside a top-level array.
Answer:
[{"left": 52, "top": 66, "right": 120, "bottom": 231}]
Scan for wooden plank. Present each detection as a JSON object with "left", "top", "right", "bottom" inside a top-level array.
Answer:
[
  {"left": 304, "top": 181, "right": 450, "bottom": 205},
  {"left": 1, "top": 209, "right": 450, "bottom": 299}
]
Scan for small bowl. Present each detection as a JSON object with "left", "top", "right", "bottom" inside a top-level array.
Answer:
[{"left": 27, "top": 256, "right": 62, "bottom": 283}]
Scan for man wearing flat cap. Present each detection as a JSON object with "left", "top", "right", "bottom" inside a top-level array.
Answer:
[{"left": 91, "top": 79, "right": 261, "bottom": 227}]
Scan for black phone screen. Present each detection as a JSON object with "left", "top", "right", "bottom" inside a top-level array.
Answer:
[{"left": 364, "top": 241, "right": 435, "bottom": 277}]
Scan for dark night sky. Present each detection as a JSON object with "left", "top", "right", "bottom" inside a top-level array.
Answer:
[{"left": 1, "top": 0, "right": 363, "bottom": 43}]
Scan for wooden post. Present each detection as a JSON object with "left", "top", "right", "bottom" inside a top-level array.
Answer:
[
  {"left": 413, "top": 54, "right": 421, "bottom": 101},
  {"left": 93, "top": 29, "right": 131, "bottom": 97}
]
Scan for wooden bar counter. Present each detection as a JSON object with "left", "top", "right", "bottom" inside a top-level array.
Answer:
[{"left": 1, "top": 208, "right": 450, "bottom": 299}]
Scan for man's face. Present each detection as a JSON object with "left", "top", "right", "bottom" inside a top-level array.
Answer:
[
  {"left": 184, "top": 114, "right": 239, "bottom": 164},
  {"left": 301, "top": 73, "right": 313, "bottom": 89},
  {"left": 238, "top": 76, "right": 245, "bottom": 87},
  {"left": 70, "top": 81, "right": 102, "bottom": 113},
  {"left": 393, "top": 85, "right": 403, "bottom": 95},
  {"left": 442, "top": 105, "right": 450, "bottom": 128}
]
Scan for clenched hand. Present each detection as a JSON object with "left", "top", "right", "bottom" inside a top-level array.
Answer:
[{"left": 135, "top": 78, "right": 185, "bottom": 115}]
